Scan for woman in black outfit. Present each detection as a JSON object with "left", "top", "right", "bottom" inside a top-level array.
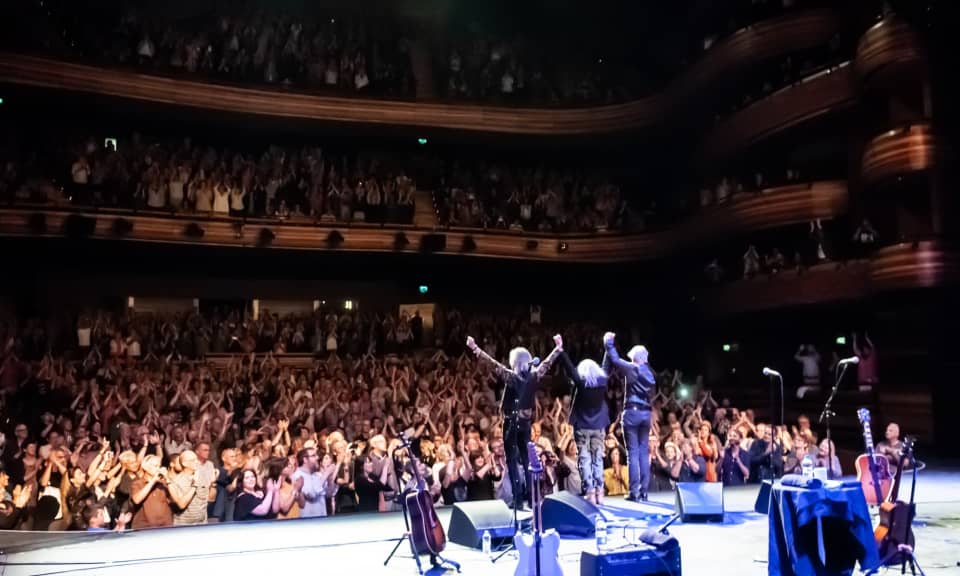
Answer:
[{"left": 555, "top": 347, "right": 610, "bottom": 505}]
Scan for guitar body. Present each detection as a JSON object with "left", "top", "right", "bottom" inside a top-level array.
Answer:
[
  {"left": 406, "top": 489, "right": 446, "bottom": 556},
  {"left": 513, "top": 529, "right": 563, "bottom": 576},
  {"left": 854, "top": 454, "right": 893, "bottom": 505}
]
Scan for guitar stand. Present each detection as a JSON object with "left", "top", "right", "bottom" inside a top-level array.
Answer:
[
  {"left": 865, "top": 544, "right": 926, "bottom": 576},
  {"left": 383, "top": 490, "right": 426, "bottom": 575},
  {"left": 382, "top": 465, "right": 461, "bottom": 575}
]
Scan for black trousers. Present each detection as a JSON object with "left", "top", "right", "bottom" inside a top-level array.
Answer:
[{"left": 502, "top": 415, "right": 532, "bottom": 507}]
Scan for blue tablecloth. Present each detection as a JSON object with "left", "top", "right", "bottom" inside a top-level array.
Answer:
[{"left": 769, "top": 481, "right": 880, "bottom": 576}]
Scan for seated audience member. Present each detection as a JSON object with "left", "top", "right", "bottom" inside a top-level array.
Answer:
[
  {"left": 874, "top": 422, "right": 904, "bottom": 468},
  {"left": 815, "top": 439, "right": 842, "bottom": 480}
]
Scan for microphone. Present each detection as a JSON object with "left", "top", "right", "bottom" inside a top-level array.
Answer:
[
  {"left": 762, "top": 367, "right": 781, "bottom": 378},
  {"left": 529, "top": 357, "right": 541, "bottom": 368},
  {"left": 838, "top": 356, "right": 860, "bottom": 366}
]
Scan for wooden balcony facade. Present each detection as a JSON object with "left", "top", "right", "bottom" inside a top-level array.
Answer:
[{"left": 0, "top": 181, "right": 848, "bottom": 263}]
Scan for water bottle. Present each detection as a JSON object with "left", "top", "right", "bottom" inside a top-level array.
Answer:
[
  {"left": 595, "top": 515, "right": 607, "bottom": 551},
  {"left": 482, "top": 530, "right": 491, "bottom": 557},
  {"left": 801, "top": 454, "right": 814, "bottom": 479}
]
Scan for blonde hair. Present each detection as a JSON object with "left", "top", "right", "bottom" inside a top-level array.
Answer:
[
  {"left": 576, "top": 359, "right": 606, "bottom": 388},
  {"left": 509, "top": 347, "right": 532, "bottom": 371},
  {"left": 628, "top": 345, "right": 649, "bottom": 364}
]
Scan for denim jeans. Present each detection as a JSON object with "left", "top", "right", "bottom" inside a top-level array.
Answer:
[
  {"left": 622, "top": 408, "right": 652, "bottom": 497},
  {"left": 574, "top": 428, "right": 605, "bottom": 494}
]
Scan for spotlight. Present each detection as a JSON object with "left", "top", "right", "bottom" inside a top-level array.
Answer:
[
  {"left": 557, "top": 241, "right": 569, "bottom": 253},
  {"left": 184, "top": 223, "right": 205, "bottom": 238},
  {"left": 420, "top": 233, "right": 446, "bottom": 253},
  {"left": 63, "top": 214, "right": 96, "bottom": 238},
  {"left": 526, "top": 239, "right": 539, "bottom": 250},
  {"left": 394, "top": 231, "right": 410, "bottom": 249},
  {"left": 112, "top": 217, "right": 134, "bottom": 237},
  {"left": 327, "top": 230, "right": 345, "bottom": 246},
  {"left": 257, "top": 227, "right": 275, "bottom": 247},
  {"left": 27, "top": 212, "right": 47, "bottom": 234},
  {"left": 462, "top": 236, "right": 477, "bottom": 252}
]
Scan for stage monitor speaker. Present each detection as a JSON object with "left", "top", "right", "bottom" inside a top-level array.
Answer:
[
  {"left": 541, "top": 491, "right": 600, "bottom": 537},
  {"left": 580, "top": 545, "right": 682, "bottom": 576},
  {"left": 675, "top": 482, "right": 724, "bottom": 522},
  {"left": 754, "top": 480, "right": 773, "bottom": 515},
  {"left": 447, "top": 500, "right": 515, "bottom": 549}
]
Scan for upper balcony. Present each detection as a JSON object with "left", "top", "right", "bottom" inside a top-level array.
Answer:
[
  {"left": 861, "top": 123, "right": 938, "bottom": 187},
  {"left": 0, "top": 180, "right": 847, "bottom": 264},
  {"left": 0, "top": 9, "right": 842, "bottom": 136},
  {"left": 855, "top": 14, "right": 927, "bottom": 84}
]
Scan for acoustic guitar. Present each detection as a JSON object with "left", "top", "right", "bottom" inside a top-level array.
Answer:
[
  {"left": 855, "top": 408, "right": 893, "bottom": 506},
  {"left": 514, "top": 442, "right": 563, "bottom": 576},
  {"left": 874, "top": 436, "right": 915, "bottom": 563},
  {"left": 400, "top": 435, "right": 447, "bottom": 557}
]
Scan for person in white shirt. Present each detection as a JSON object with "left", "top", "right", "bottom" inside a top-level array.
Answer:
[
  {"left": 292, "top": 447, "right": 327, "bottom": 517},
  {"left": 794, "top": 345, "right": 821, "bottom": 398},
  {"left": 213, "top": 181, "right": 230, "bottom": 214}
]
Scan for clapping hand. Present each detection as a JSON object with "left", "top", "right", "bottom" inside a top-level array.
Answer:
[{"left": 12, "top": 484, "right": 32, "bottom": 509}]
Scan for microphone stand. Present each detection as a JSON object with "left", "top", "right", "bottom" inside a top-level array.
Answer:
[{"left": 820, "top": 362, "right": 852, "bottom": 479}]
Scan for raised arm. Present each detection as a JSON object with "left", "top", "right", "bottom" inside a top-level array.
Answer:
[
  {"left": 556, "top": 350, "right": 584, "bottom": 388},
  {"left": 602, "top": 333, "right": 634, "bottom": 373},
  {"left": 466, "top": 336, "right": 515, "bottom": 380},
  {"left": 534, "top": 335, "right": 564, "bottom": 379}
]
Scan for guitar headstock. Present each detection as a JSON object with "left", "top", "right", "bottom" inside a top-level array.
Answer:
[
  {"left": 857, "top": 408, "right": 871, "bottom": 425},
  {"left": 527, "top": 441, "right": 543, "bottom": 473},
  {"left": 900, "top": 436, "right": 915, "bottom": 458}
]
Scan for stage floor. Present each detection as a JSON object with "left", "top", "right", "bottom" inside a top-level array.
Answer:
[{"left": 2, "top": 469, "right": 958, "bottom": 576}]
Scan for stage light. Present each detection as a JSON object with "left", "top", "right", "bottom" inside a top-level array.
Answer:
[
  {"left": 678, "top": 387, "right": 689, "bottom": 399},
  {"left": 0, "top": 97, "right": 4, "bottom": 105},
  {"left": 418, "top": 285, "right": 429, "bottom": 295},
  {"left": 344, "top": 300, "right": 354, "bottom": 311},
  {"left": 417, "top": 137, "right": 428, "bottom": 145},
  {"left": 722, "top": 344, "right": 731, "bottom": 352},
  {"left": 836, "top": 336, "right": 846, "bottom": 345}
]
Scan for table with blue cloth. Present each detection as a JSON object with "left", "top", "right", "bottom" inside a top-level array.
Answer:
[{"left": 768, "top": 479, "right": 880, "bottom": 576}]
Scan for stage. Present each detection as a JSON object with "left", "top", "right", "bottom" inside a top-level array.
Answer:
[{"left": 2, "top": 469, "right": 958, "bottom": 576}]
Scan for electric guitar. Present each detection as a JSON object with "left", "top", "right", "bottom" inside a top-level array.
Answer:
[
  {"left": 514, "top": 442, "right": 563, "bottom": 576},
  {"left": 854, "top": 408, "right": 893, "bottom": 506},
  {"left": 874, "top": 436, "right": 915, "bottom": 562},
  {"left": 399, "top": 435, "right": 446, "bottom": 557}
]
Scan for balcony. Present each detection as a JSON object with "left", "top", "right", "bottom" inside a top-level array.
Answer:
[
  {"left": 0, "top": 9, "right": 840, "bottom": 136},
  {"left": 855, "top": 15, "right": 927, "bottom": 83},
  {"left": 861, "top": 123, "right": 937, "bottom": 187},
  {"left": 700, "top": 63, "right": 856, "bottom": 161},
  {"left": 701, "top": 240, "right": 960, "bottom": 315},
  {"left": 0, "top": 181, "right": 847, "bottom": 263}
]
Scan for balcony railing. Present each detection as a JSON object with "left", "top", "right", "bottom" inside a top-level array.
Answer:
[
  {"left": 0, "top": 9, "right": 841, "bottom": 135},
  {"left": 0, "top": 180, "right": 847, "bottom": 263}
]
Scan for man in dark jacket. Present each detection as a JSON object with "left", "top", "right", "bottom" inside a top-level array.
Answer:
[{"left": 603, "top": 332, "right": 655, "bottom": 502}]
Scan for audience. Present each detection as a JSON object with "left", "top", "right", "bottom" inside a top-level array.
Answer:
[{"left": 0, "top": 300, "right": 867, "bottom": 532}]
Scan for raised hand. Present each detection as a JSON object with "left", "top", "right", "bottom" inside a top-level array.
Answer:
[
  {"left": 603, "top": 332, "right": 616, "bottom": 344},
  {"left": 465, "top": 336, "right": 476, "bottom": 350},
  {"left": 553, "top": 334, "right": 563, "bottom": 350}
]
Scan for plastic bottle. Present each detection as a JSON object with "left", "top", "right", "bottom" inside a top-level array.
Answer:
[
  {"left": 801, "top": 454, "right": 814, "bottom": 479},
  {"left": 482, "top": 530, "right": 491, "bottom": 557},
  {"left": 595, "top": 515, "right": 607, "bottom": 550}
]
